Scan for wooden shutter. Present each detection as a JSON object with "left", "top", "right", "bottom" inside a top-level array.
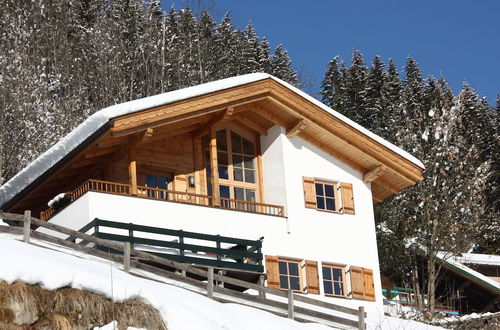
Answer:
[
  {"left": 350, "top": 266, "right": 365, "bottom": 299},
  {"left": 305, "top": 260, "right": 320, "bottom": 294},
  {"left": 363, "top": 268, "right": 376, "bottom": 301},
  {"left": 265, "top": 256, "right": 280, "bottom": 289},
  {"left": 341, "top": 182, "right": 355, "bottom": 215},
  {"left": 303, "top": 177, "right": 317, "bottom": 209}
]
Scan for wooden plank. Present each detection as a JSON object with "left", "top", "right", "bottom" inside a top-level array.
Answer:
[
  {"left": 358, "top": 306, "right": 366, "bottom": 329},
  {"left": 124, "top": 242, "right": 131, "bottom": 273},
  {"left": 363, "top": 165, "right": 384, "bottom": 183}
]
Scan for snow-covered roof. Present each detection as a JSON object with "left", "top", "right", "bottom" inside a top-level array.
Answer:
[
  {"left": 436, "top": 252, "right": 500, "bottom": 293},
  {"left": 454, "top": 253, "right": 500, "bottom": 267},
  {"left": 0, "top": 73, "right": 424, "bottom": 209}
]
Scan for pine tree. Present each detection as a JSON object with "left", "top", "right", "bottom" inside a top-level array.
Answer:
[
  {"left": 344, "top": 50, "right": 367, "bottom": 124},
  {"left": 364, "top": 56, "right": 385, "bottom": 132}
]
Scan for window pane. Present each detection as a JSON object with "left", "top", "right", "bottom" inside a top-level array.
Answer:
[
  {"left": 280, "top": 276, "right": 289, "bottom": 289},
  {"left": 325, "top": 184, "right": 334, "bottom": 197},
  {"left": 157, "top": 176, "right": 168, "bottom": 189},
  {"left": 218, "top": 165, "right": 229, "bottom": 179},
  {"left": 288, "top": 262, "right": 299, "bottom": 276},
  {"left": 242, "top": 137, "right": 254, "bottom": 155},
  {"left": 334, "top": 282, "right": 343, "bottom": 295},
  {"left": 326, "top": 198, "right": 336, "bottom": 211},
  {"left": 279, "top": 261, "right": 287, "bottom": 275},
  {"left": 206, "top": 164, "right": 211, "bottom": 177},
  {"left": 333, "top": 268, "right": 343, "bottom": 281},
  {"left": 322, "top": 267, "right": 331, "bottom": 280},
  {"left": 234, "top": 187, "right": 245, "bottom": 201},
  {"left": 245, "top": 169, "right": 255, "bottom": 183},
  {"left": 315, "top": 183, "right": 324, "bottom": 196},
  {"left": 219, "top": 185, "right": 230, "bottom": 198},
  {"left": 233, "top": 168, "right": 243, "bottom": 181},
  {"left": 233, "top": 154, "right": 243, "bottom": 168},
  {"left": 216, "top": 129, "right": 227, "bottom": 151},
  {"left": 290, "top": 277, "right": 300, "bottom": 290},
  {"left": 218, "top": 151, "right": 228, "bottom": 165},
  {"left": 146, "top": 175, "right": 156, "bottom": 187},
  {"left": 316, "top": 197, "right": 325, "bottom": 209},
  {"left": 231, "top": 131, "right": 242, "bottom": 153},
  {"left": 323, "top": 281, "right": 333, "bottom": 294},
  {"left": 244, "top": 156, "right": 255, "bottom": 169},
  {"left": 245, "top": 189, "right": 256, "bottom": 202}
]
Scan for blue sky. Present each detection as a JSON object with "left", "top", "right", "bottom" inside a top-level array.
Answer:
[{"left": 165, "top": 1, "right": 499, "bottom": 104}]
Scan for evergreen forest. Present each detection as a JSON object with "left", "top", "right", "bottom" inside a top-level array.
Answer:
[{"left": 0, "top": 0, "right": 498, "bottom": 315}]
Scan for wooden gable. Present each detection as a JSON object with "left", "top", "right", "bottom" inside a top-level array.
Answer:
[{"left": 4, "top": 77, "right": 423, "bottom": 216}]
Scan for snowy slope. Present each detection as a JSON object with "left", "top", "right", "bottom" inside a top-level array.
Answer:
[
  {"left": 0, "top": 73, "right": 423, "bottom": 209},
  {"left": 0, "top": 235, "right": 443, "bottom": 330}
]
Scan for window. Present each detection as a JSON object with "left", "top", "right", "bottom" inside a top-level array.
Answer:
[
  {"left": 265, "top": 256, "right": 320, "bottom": 294},
  {"left": 279, "top": 260, "right": 301, "bottom": 291},
  {"left": 143, "top": 173, "right": 173, "bottom": 199},
  {"left": 322, "top": 264, "right": 346, "bottom": 297},
  {"left": 315, "top": 181, "right": 338, "bottom": 212},
  {"left": 303, "top": 177, "right": 355, "bottom": 214},
  {"left": 202, "top": 126, "right": 260, "bottom": 207}
]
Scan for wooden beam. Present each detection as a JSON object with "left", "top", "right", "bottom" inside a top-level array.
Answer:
[
  {"left": 84, "top": 146, "right": 119, "bottom": 159},
  {"left": 363, "top": 165, "right": 385, "bottom": 183},
  {"left": 209, "top": 128, "right": 220, "bottom": 206},
  {"left": 192, "top": 109, "right": 230, "bottom": 138},
  {"left": 129, "top": 160, "right": 138, "bottom": 196},
  {"left": 286, "top": 119, "right": 306, "bottom": 138}
]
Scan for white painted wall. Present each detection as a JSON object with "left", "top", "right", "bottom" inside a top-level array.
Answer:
[{"left": 43, "top": 124, "right": 386, "bottom": 313}]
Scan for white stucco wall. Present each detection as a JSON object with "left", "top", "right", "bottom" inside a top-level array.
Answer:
[{"left": 42, "top": 124, "right": 385, "bottom": 313}]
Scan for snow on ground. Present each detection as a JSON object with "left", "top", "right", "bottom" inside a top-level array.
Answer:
[{"left": 0, "top": 235, "right": 444, "bottom": 329}]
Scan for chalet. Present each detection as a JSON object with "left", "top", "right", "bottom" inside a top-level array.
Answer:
[{"left": 0, "top": 73, "right": 424, "bottom": 313}]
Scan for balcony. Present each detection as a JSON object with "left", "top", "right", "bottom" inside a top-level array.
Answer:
[{"left": 40, "top": 179, "right": 285, "bottom": 221}]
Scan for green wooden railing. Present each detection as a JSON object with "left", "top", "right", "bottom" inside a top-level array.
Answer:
[{"left": 69, "top": 218, "right": 264, "bottom": 273}]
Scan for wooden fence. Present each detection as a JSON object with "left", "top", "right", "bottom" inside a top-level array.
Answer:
[{"left": 0, "top": 211, "right": 366, "bottom": 329}]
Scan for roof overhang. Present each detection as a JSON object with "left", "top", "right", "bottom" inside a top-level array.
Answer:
[{"left": 0, "top": 73, "right": 424, "bottom": 212}]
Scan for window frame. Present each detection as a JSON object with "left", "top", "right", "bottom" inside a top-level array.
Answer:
[
  {"left": 313, "top": 179, "right": 341, "bottom": 213},
  {"left": 321, "top": 263, "right": 347, "bottom": 298},
  {"left": 277, "top": 257, "right": 305, "bottom": 292}
]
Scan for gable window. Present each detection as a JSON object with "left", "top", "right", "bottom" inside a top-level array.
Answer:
[
  {"left": 203, "top": 126, "right": 261, "bottom": 208},
  {"left": 322, "top": 264, "right": 346, "bottom": 297},
  {"left": 303, "top": 177, "right": 355, "bottom": 214}
]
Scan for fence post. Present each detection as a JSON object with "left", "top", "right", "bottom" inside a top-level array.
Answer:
[
  {"left": 258, "top": 275, "right": 266, "bottom": 301},
  {"left": 23, "top": 210, "right": 31, "bottom": 243},
  {"left": 207, "top": 267, "right": 214, "bottom": 299},
  {"left": 287, "top": 290, "right": 294, "bottom": 320},
  {"left": 124, "top": 242, "right": 131, "bottom": 273},
  {"left": 216, "top": 235, "right": 221, "bottom": 262},
  {"left": 358, "top": 306, "right": 365, "bottom": 330},
  {"left": 179, "top": 230, "right": 185, "bottom": 257}
]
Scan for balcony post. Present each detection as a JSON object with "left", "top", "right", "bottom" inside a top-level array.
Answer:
[
  {"left": 128, "top": 160, "right": 138, "bottom": 196},
  {"left": 209, "top": 128, "right": 220, "bottom": 207}
]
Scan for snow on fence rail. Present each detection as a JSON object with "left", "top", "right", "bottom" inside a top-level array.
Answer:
[{"left": 0, "top": 211, "right": 366, "bottom": 329}]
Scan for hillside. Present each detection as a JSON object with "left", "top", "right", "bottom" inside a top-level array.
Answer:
[{"left": 0, "top": 231, "right": 447, "bottom": 330}]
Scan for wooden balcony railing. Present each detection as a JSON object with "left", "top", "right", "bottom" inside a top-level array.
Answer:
[{"left": 40, "top": 179, "right": 285, "bottom": 220}]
